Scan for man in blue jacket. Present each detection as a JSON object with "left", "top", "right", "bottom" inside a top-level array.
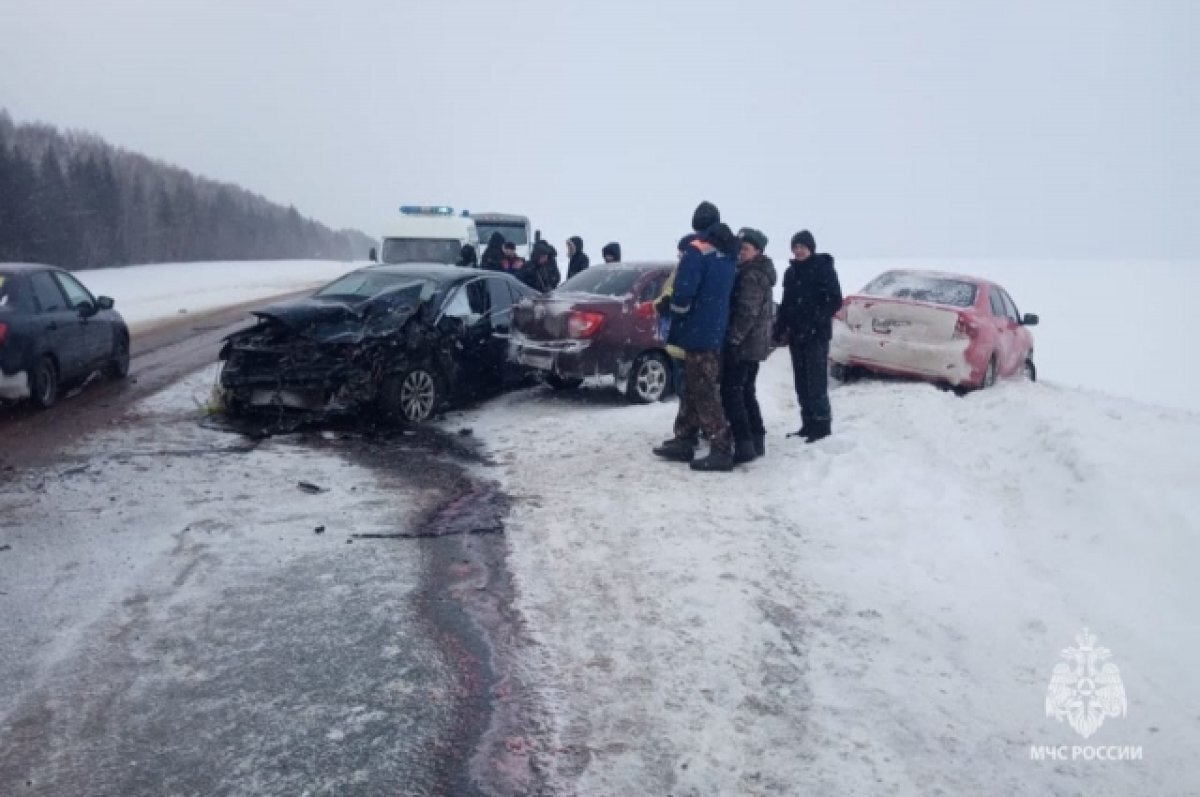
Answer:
[{"left": 653, "top": 201, "right": 738, "bottom": 472}]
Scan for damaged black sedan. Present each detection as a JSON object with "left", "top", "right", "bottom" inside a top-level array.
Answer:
[{"left": 218, "top": 264, "right": 539, "bottom": 423}]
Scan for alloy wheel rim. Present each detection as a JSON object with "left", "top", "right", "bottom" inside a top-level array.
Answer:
[
  {"left": 636, "top": 360, "right": 667, "bottom": 401},
  {"left": 400, "top": 371, "right": 436, "bottom": 421}
]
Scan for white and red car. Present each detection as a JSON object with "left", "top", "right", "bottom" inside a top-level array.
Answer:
[{"left": 829, "top": 269, "right": 1038, "bottom": 392}]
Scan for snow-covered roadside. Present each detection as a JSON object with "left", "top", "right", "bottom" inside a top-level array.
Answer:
[
  {"left": 447, "top": 359, "right": 1200, "bottom": 795},
  {"left": 72, "top": 259, "right": 357, "bottom": 330}
]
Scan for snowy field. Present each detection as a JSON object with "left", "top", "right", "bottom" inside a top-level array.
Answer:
[
  {"left": 72, "top": 259, "right": 358, "bottom": 330},
  {"left": 450, "top": 361, "right": 1200, "bottom": 795}
]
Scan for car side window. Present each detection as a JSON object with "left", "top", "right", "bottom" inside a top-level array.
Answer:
[
  {"left": 639, "top": 274, "right": 667, "bottom": 302},
  {"left": 999, "top": 289, "right": 1021, "bottom": 322},
  {"left": 442, "top": 279, "right": 490, "bottom": 325},
  {"left": 54, "top": 272, "right": 96, "bottom": 310},
  {"left": 988, "top": 289, "right": 1006, "bottom": 318},
  {"left": 29, "top": 271, "right": 67, "bottom": 313},
  {"left": 467, "top": 280, "right": 490, "bottom": 318},
  {"left": 486, "top": 278, "right": 513, "bottom": 316}
]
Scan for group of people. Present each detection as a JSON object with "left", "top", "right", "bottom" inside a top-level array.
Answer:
[
  {"left": 456, "top": 233, "right": 624, "bottom": 293},
  {"left": 653, "top": 201, "right": 843, "bottom": 472}
]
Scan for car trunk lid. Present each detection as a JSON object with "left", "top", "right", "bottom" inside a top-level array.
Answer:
[
  {"left": 513, "top": 292, "right": 625, "bottom": 341},
  {"left": 843, "top": 296, "right": 963, "bottom": 342}
]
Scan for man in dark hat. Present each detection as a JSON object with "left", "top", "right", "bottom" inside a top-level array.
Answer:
[
  {"left": 601, "top": 242, "right": 622, "bottom": 264},
  {"left": 480, "top": 232, "right": 505, "bottom": 271},
  {"left": 566, "top": 236, "right": 590, "bottom": 279},
  {"left": 773, "top": 229, "right": 843, "bottom": 442},
  {"left": 457, "top": 243, "right": 478, "bottom": 268},
  {"left": 653, "top": 201, "right": 738, "bottom": 472}
]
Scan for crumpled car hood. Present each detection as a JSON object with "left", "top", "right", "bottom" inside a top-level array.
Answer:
[{"left": 249, "top": 296, "right": 420, "bottom": 345}]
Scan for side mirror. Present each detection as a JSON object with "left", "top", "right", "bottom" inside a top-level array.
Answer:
[
  {"left": 77, "top": 301, "right": 98, "bottom": 318},
  {"left": 96, "top": 296, "right": 115, "bottom": 310},
  {"left": 1022, "top": 313, "right": 1039, "bottom": 326},
  {"left": 369, "top": 247, "right": 377, "bottom": 263}
]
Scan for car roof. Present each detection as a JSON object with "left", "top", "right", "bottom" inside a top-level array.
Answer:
[
  {"left": 470, "top": 213, "right": 528, "bottom": 224},
  {"left": 363, "top": 263, "right": 526, "bottom": 287},
  {"left": 0, "top": 262, "right": 64, "bottom": 274},
  {"left": 586, "top": 261, "right": 673, "bottom": 271}
]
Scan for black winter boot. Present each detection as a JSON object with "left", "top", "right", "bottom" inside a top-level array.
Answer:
[
  {"left": 654, "top": 437, "right": 696, "bottom": 462},
  {"left": 786, "top": 423, "right": 810, "bottom": 439},
  {"left": 753, "top": 434, "right": 766, "bottom": 458},
  {"left": 690, "top": 449, "right": 734, "bottom": 472},
  {"left": 733, "top": 438, "right": 757, "bottom": 464},
  {"left": 804, "top": 420, "right": 831, "bottom": 443}
]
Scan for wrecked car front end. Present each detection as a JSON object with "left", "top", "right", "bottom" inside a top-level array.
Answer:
[{"left": 219, "top": 282, "right": 458, "bottom": 420}]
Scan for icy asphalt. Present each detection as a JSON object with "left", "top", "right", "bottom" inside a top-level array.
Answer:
[{"left": 0, "top": 321, "right": 548, "bottom": 795}]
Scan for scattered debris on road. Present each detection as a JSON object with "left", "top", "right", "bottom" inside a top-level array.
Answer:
[
  {"left": 297, "top": 481, "right": 328, "bottom": 494},
  {"left": 314, "top": 525, "right": 325, "bottom": 535}
]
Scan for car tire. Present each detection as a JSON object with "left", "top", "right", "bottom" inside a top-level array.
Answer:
[
  {"left": 830, "top": 362, "right": 863, "bottom": 383},
  {"left": 546, "top": 374, "right": 583, "bottom": 391},
  {"left": 107, "top": 332, "right": 130, "bottom": 379},
  {"left": 30, "top": 355, "right": 59, "bottom": 409},
  {"left": 982, "top": 355, "right": 998, "bottom": 389},
  {"left": 380, "top": 364, "right": 443, "bottom": 424},
  {"left": 1024, "top": 356, "right": 1037, "bottom": 382},
  {"left": 626, "top": 352, "right": 671, "bottom": 404}
]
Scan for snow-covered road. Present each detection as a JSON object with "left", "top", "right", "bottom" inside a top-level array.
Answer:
[{"left": 448, "top": 357, "right": 1200, "bottom": 795}]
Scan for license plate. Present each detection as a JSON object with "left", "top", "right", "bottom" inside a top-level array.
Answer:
[
  {"left": 249, "top": 389, "right": 316, "bottom": 409},
  {"left": 521, "top": 351, "right": 554, "bottom": 370}
]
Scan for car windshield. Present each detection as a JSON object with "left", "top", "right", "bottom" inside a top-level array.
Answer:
[
  {"left": 558, "top": 266, "right": 643, "bottom": 297},
  {"left": 862, "top": 272, "right": 978, "bottom": 308},
  {"left": 316, "top": 272, "right": 438, "bottom": 302},
  {"left": 381, "top": 238, "right": 462, "bottom": 264},
  {"left": 474, "top": 223, "right": 528, "bottom": 246}
]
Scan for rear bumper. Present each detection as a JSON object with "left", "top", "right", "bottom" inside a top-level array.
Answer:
[
  {"left": 511, "top": 337, "right": 615, "bottom": 379},
  {"left": 830, "top": 322, "right": 974, "bottom": 386},
  {"left": 0, "top": 369, "right": 30, "bottom": 401}
]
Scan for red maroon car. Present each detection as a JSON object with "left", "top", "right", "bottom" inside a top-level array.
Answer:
[
  {"left": 511, "top": 262, "right": 674, "bottom": 402},
  {"left": 829, "top": 269, "right": 1039, "bottom": 391}
]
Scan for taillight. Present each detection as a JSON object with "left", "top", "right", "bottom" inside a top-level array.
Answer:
[
  {"left": 567, "top": 311, "right": 605, "bottom": 338},
  {"left": 0, "top": 321, "right": 7, "bottom": 346},
  {"left": 953, "top": 314, "right": 979, "bottom": 340},
  {"left": 633, "top": 301, "right": 657, "bottom": 320}
]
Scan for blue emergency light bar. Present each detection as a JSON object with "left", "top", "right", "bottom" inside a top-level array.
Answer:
[{"left": 399, "top": 205, "right": 455, "bottom": 216}]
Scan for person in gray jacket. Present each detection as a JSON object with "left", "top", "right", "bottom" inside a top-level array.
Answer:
[{"left": 721, "top": 228, "right": 777, "bottom": 462}]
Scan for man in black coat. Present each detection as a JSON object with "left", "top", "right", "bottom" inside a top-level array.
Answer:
[
  {"left": 601, "top": 242, "right": 622, "bottom": 263},
  {"left": 518, "top": 240, "right": 562, "bottom": 292},
  {"left": 566, "top": 236, "right": 590, "bottom": 279},
  {"left": 480, "top": 232, "right": 505, "bottom": 271},
  {"left": 773, "top": 230, "right": 843, "bottom": 442}
]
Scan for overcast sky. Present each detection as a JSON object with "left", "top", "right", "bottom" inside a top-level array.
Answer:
[{"left": 1, "top": 0, "right": 1196, "bottom": 261}]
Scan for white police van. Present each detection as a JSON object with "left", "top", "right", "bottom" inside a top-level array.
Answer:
[{"left": 370, "top": 206, "right": 479, "bottom": 265}]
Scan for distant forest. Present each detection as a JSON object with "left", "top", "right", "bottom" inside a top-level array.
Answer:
[{"left": 0, "top": 110, "right": 375, "bottom": 269}]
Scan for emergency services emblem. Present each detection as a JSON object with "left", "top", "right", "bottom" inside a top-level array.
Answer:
[{"left": 1045, "top": 628, "right": 1128, "bottom": 738}]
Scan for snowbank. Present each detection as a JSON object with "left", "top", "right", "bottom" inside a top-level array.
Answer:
[
  {"left": 72, "top": 259, "right": 358, "bottom": 330},
  {"left": 449, "top": 362, "right": 1200, "bottom": 795}
]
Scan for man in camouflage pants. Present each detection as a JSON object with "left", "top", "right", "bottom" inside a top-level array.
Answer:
[{"left": 653, "top": 201, "right": 738, "bottom": 472}]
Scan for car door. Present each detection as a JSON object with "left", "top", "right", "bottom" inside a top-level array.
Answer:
[
  {"left": 439, "top": 278, "right": 494, "bottom": 393},
  {"left": 986, "top": 286, "right": 1015, "bottom": 373},
  {"left": 27, "top": 270, "right": 85, "bottom": 379},
  {"left": 484, "top": 277, "right": 526, "bottom": 385},
  {"left": 998, "top": 288, "right": 1030, "bottom": 372},
  {"left": 53, "top": 271, "right": 112, "bottom": 369}
]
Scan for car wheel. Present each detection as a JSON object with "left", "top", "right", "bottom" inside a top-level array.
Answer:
[
  {"left": 546, "top": 374, "right": 583, "bottom": 391},
  {"left": 626, "top": 352, "right": 670, "bottom": 404},
  {"left": 982, "top": 355, "right": 998, "bottom": 389},
  {"left": 107, "top": 332, "right": 130, "bottom": 379},
  {"left": 380, "top": 365, "right": 442, "bottom": 424},
  {"left": 30, "top": 355, "right": 59, "bottom": 409},
  {"left": 830, "top": 362, "right": 862, "bottom": 383},
  {"left": 1024, "top": 356, "right": 1037, "bottom": 382}
]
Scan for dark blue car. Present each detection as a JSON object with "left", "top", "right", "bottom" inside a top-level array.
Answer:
[{"left": 0, "top": 263, "right": 129, "bottom": 408}]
